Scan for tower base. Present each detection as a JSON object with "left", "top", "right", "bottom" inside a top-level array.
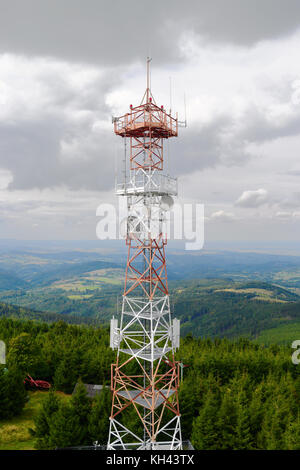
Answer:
[{"left": 107, "top": 416, "right": 182, "bottom": 450}]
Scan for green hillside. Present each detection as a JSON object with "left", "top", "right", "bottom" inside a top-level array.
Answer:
[
  {"left": 172, "top": 279, "right": 300, "bottom": 341},
  {"left": 0, "top": 269, "right": 28, "bottom": 291},
  {"left": 1, "top": 278, "right": 300, "bottom": 343},
  {"left": 0, "top": 301, "right": 95, "bottom": 325},
  {"left": 255, "top": 323, "right": 300, "bottom": 345},
  {"left": 0, "top": 245, "right": 300, "bottom": 343}
]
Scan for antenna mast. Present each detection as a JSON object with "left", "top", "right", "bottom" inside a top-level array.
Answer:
[
  {"left": 108, "top": 59, "right": 183, "bottom": 450},
  {"left": 146, "top": 56, "right": 151, "bottom": 103}
]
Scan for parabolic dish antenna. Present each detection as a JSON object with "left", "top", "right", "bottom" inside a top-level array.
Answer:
[{"left": 160, "top": 195, "right": 174, "bottom": 211}]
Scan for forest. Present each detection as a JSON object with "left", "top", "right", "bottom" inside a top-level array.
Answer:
[
  {"left": 2, "top": 278, "right": 300, "bottom": 344},
  {"left": 0, "top": 317, "right": 299, "bottom": 450}
]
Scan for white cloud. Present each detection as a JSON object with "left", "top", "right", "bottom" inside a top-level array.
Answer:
[
  {"left": 275, "top": 211, "right": 292, "bottom": 219},
  {"left": 235, "top": 189, "right": 269, "bottom": 208},
  {"left": 210, "top": 210, "right": 236, "bottom": 221}
]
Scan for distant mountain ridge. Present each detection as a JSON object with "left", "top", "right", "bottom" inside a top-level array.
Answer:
[
  {"left": 0, "top": 301, "right": 95, "bottom": 325},
  {"left": 0, "top": 246, "right": 300, "bottom": 344}
]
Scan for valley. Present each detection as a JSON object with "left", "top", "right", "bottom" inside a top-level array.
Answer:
[{"left": 0, "top": 241, "right": 300, "bottom": 344}]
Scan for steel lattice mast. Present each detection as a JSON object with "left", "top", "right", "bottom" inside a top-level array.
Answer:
[{"left": 107, "top": 59, "right": 182, "bottom": 450}]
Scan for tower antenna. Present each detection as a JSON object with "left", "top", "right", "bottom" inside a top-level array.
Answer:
[
  {"left": 146, "top": 56, "right": 152, "bottom": 102},
  {"left": 109, "top": 61, "right": 187, "bottom": 450}
]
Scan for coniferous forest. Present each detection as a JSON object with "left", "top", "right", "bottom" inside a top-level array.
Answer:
[{"left": 0, "top": 317, "right": 299, "bottom": 450}]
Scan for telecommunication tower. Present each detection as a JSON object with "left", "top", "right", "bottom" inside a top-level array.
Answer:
[{"left": 108, "top": 59, "right": 183, "bottom": 450}]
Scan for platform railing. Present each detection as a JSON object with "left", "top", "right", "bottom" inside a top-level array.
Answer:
[
  {"left": 116, "top": 173, "right": 177, "bottom": 196},
  {"left": 114, "top": 107, "right": 178, "bottom": 136}
]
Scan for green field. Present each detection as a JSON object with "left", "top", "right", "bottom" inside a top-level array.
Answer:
[
  {"left": 214, "top": 287, "right": 289, "bottom": 303},
  {"left": 0, "top": 391, "right": 71, "bottom": 450},
  {"left": 255, "top": 322, "right": 300, "bottom": 345},
  {"left": 51, "top": 268, "right": 123, "bottom": 292},
  {"left": 67, "top": 294, "right": 94, "bottom": 300}
]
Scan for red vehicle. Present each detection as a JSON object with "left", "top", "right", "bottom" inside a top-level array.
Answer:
[{"left": 24, "top": 374, "right": 51, "bottom": 390}]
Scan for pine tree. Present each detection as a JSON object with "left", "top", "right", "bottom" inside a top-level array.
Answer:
[
  {"left": 235, "top": 389, "right": 252, "bottom": 449},
  {"left": 88, "top": 385, "right": 111, "bottom": 445},
  {"left": 47, "top": 380, "right": 91, "bottom": 448},
  {"left": 7, "top": 333, "right": 40, "bottom": 374},
  {"left": 49, "top": 403, "right": 83, "bottom": 448},
  {"left": 0, "top": 367, "right": 27, "bottom": 419},
  {"left": 34, "top": 390, "right": 60, "bottom": 450},
  {"left": 53, "top": 353, "right": 78, "bottom": 393},
  {"left": 191, "top": 390, "right": 220, "bottom": 449},
  {"left": 70, "top": 379, "right": 91, "bottom": 444},
  {"left": 217, "top": 388, "right": 237, "bottom": 449},
  {"left": 258, "top": 398, "right": 288, "bottom": 450},
  {"left": 283, "top": 413, "right": 300, "bottom": 450},
  {"left": 0, "top": 367, "right": 11, "bottom": 419},
  {"left": 248, "top": 385, "right": 264, "bottom": 449},
  {"left": 179, "top": 375, "right": 200, "bottom": 439}
]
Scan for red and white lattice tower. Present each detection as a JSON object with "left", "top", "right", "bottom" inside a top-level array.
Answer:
[{"left": 107, "top": 59, "right": 183, "bottom": 450}]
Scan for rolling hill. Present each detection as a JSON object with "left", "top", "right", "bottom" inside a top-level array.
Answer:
[
  {"left": 0, "top": 243, "right": 299, "bottom": 343},
  {"left": 172, "top": 279, "right": 300, "bottom": 341},
  {"left": 0, "top": 301, "right": 95, "bottom": 325}
]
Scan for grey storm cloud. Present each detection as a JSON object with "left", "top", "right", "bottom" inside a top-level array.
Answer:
[
  {"left": 0, "top": 118, "right": 115, "bottom": 191},
  {"left": 0, "top": 61, "right": 121, "bottom": 191},
  {"left": 0, "top": 109, "right": 253, "bottom": 192},
  {"left": 0, "top": 0, "right": 300, "bottom": 211},
  {"left": 1, "top": 0, "right": 300, "bottom": 65},
  {"left": 238, "top": 105, "right": 300, "bottom": 144},
  {"left": 1, "top": 79, "right": 299, "bottom": 193},
  {"left": 172, "top": 116, "right": 250, "bottom": 178}
]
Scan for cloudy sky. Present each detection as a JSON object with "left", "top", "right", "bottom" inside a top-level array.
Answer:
[{"left": 1, "top": 0, "right": 300, "bottom": 246}]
